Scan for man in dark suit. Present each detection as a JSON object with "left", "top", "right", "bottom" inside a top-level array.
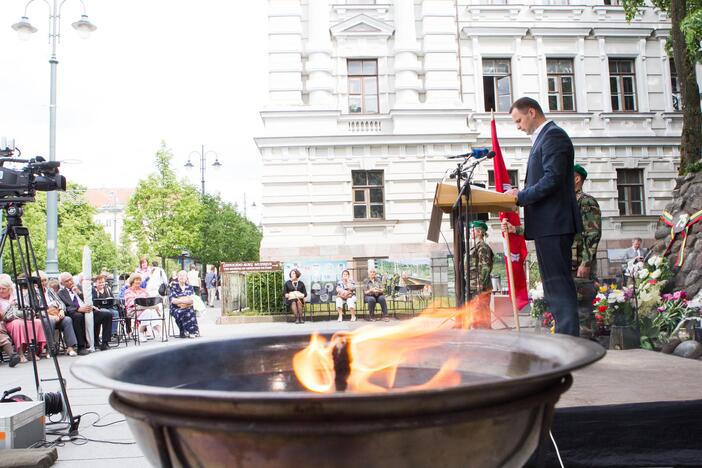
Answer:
[
  {"left": 58, "top": 272, "right": 113, "bottom": 352},
  {"left": 502, "top": 97, "right": 582, "bottom": 336}
]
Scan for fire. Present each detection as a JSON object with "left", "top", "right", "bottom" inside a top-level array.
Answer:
[{"left": 293, "top": 293, "right": 490, "bottom": 393}]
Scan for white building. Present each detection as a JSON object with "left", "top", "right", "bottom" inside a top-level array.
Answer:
[
  {"left": 255, "top": 0, "right": 697, "bottom": 275},
  {"left": 85, "top": 188, "right": 134, "bottom": 246}
]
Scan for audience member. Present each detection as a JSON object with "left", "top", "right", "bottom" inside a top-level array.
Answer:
[
  {"left": 0, "top": 276, "right": 46, "bottom": 362},
  {"left": 284, "top": 269, "right": 307, "bottom": 324},
  {"left": 58, "top": 272, "right": 112, "bottom": 353},
  {"left": 123, "top": 273, "right": 163, "bottom": 342},
  {"left": 169, "top": 270, "right": 200, "bottom": 338},
  {"left": 37, "top": 271, "right": 78, "bottom": 357},
  {"left": 364, "top": 268, "right": 388, "bottom": 322},
  {"left": 336, "top": 269, "right": 357, "bottom": 322}
]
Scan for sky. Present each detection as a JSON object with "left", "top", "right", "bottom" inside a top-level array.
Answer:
[{"left": 0, "top": 1, "right": 268, "bottom": 223}]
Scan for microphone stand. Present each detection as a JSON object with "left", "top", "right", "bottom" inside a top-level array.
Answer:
[{"left": 450, "top": 157, "right": 483, "bottom": 315}]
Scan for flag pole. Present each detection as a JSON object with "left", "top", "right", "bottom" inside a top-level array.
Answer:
[{"left": 492, "top": 109, "right": 521, "bottom": 332}]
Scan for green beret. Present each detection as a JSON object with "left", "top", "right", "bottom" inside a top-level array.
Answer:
[
  {"left": 470, "top": 220, "right": 488, "bottom": 231},
  {"left": 574, "top": 164, "right": 587, "bottom": 180}
]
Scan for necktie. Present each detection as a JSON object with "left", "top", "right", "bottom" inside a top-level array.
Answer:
[{"left": 72, "top": 294, "right": 79, "bottom": 308}]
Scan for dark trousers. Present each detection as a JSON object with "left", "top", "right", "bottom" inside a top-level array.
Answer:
[
  {"left": 365, "top": 295, "right": 387, "bottom": 317},
  {"left": 68, "top": 310, "right": 114, "bottom": 349},
  {"left": 534, "top": 234, "right": 579, "bottom": 337}
]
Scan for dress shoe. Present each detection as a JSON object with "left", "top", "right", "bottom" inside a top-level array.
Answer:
[
  {"left": 78, "top": 348, "right": 90, "bottom": 356},
  {"left": 100, "top": 343, "right": 109, "bottom": 351}
]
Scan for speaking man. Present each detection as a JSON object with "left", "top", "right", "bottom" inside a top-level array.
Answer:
[{"left": 502, "top": 97, "right": 582, "bottom": 336}]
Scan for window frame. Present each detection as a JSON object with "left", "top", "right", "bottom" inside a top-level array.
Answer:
[
  {"left": 670, "top": 58, "right": 681, "bottom": 111},
  {"left": 546, "top": 58, "right": 576, "bottom": 112},
  {"left": 347, "top": 59, "right": 379, "bottom": 115},
  {"left": 609, "top": 58, "right": 638, "bottom": 112},
  {"left": 482, "top": 58, "right": 513, "bottom": 113},
  {"left": 616, "top": 169, "right": 645, "bottom": 216},
  {"left": 352, "top": 170, "right": 385, "bottom": 220}
]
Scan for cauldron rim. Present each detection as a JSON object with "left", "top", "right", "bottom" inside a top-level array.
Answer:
[{"left": 71, "top": 329, "right": 604, "bottom": 402}]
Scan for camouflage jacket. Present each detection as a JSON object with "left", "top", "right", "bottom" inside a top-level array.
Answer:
[
  {"left": 572, "top": 189, "right": 601, "bottom": 274},
  {"left": 469, "top": 240, "right": 494, "bottom": 293}
]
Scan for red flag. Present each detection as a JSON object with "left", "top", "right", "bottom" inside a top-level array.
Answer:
[{"left": 491, "top": 118, "right": 530, "bottom": 310}]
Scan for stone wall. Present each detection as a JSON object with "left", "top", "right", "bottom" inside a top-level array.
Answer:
[{"left": 652, "top": 172, "right": 702, "bottom": 297}]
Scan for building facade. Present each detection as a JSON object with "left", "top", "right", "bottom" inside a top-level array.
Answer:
[
  {"left": 85, "top": 188, "right": 134, "bottom": 246},
  {"left": 256, "top": 0, "right": 698, "bottom": 276}
]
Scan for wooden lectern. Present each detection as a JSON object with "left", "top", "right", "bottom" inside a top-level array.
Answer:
[{"left": 427, "top": 182, "right": 517, "bottom": 311}]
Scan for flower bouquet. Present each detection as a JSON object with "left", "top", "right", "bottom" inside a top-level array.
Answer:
[
  {"left": 592, "top": 284, "right": 635, "bottom": 329},
  {"left": 529, "top": 283, "right": 554, "bottom": 333}
]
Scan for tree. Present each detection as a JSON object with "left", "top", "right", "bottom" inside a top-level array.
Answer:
[
  {"left": 123, "top": 142, "right": 203, "bottom": 260},
  {"left": 2, "top": 185, "right": 118, "bottom": 275},
  {"left": 192, "top": 194, "right": 262, "bottom": 265},
  {"left": 623, "top": 0, "right": 702, "bottom": 173}
]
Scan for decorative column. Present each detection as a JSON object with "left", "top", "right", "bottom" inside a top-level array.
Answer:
[
  {"left": 306, "top": 0, "right": 334, "bottom": 106},
  {"left": 598, "top": 37, "right": 612, "bottom": 113},
  {"left": 659, "top": 37, "right": 674, "bottom": 112},
  {"left": 636, "top": 38, "right": 650, "bottom": 112},
  {"left": 575, "top": 37, "right": 588, "bottom": 113},
  {"left": 393, "top": 0, "right": 421, "bottom": 106},
  {"left": 421, "top": 0, "right": 460, "bottom": 105},
  {"left": 268, "top": 0, "right": 303, "bottom": 105}
]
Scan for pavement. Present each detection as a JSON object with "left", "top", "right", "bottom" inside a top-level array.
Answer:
[{"left": 1, "top": 304, "right": 700, "bottom": 467}]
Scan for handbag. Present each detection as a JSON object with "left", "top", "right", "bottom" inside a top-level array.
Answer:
[
  {"left": 191, "top": 295, "right": 206, "bottom": 316},
  {"left": 158, "top": 283, "right": 168, "bottom": 297},
  {"left": 3, "top": 305, "right": 24, "bottom": 322},
  {"left": 288, "top": 291, "right": 305, "bottom": 300}
]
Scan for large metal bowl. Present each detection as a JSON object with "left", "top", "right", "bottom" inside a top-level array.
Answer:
[{"left": 72, "top": 329, "right": 604, "bottom": 468}]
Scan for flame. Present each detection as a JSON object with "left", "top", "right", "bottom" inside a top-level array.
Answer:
[{"left": 293, "top": 293, "right": 491, "bottom": 393}]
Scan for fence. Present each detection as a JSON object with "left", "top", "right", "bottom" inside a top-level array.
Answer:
[{"left": 221, "top": 257, "right": 458, "bottom": 320}]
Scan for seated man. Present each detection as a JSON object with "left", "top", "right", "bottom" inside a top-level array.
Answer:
[
  {"left": 364, "top": 268, "right": 388, "bottom": 322},
  {"left": 92, "top": 274, "right": 120, "bottom": 336},
  {"left": 57, "top": 272, "right": 113, "bottom": 353},
  {"left": 38, "top": 271, "right": 78, "bottom": 357},
  {"left": 624, "top": 237, "right": 648, "bottom": 263}
]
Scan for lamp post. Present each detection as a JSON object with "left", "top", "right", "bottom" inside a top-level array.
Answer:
[
  {"left": 185, "top": 145, "right": 222, "bottom": 196},
  {"left": 11, "top": 0, "right": 97, "bottom": 277}
]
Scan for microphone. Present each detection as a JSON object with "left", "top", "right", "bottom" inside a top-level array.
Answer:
[{"left": 447, "top": 148, "right": 496, "bottom": 159}]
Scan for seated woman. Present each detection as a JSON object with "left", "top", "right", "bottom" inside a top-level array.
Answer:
[
  {"left": 169, "top": 270, "right": 200, "bottom": 338},
  {"left": 284, "top": 268, "right": 307, "bottom": 324},
  {"left": 123, "top": 273, "right": 163, "bottom": 342},
  {"left": 0, "top": 276, "right": 46, "bottom": 362},
  {"left": 335, "top": 269, "right": 357, "bottom": 322}
]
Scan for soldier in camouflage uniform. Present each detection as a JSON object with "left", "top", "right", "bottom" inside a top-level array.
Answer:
[
  {"left": 571, "top": 164, "right": 601, "bottom": 337},
  {"left": 468, "top": 220, "right": 493, "bottom": 329}
]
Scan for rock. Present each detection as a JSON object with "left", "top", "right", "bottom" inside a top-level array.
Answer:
[
  {"left": 655, "top": 226, "right": 670, "bottom": 240},
  {"left": 672, "top": 340, "right": 702, "bottom": 359},
  {"left": 661, "top": 338, "right": 681, "bottom": 354}
]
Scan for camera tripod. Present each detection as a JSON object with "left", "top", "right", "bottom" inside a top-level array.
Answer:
[{"left": 0, "top": 202, "right": 79, "bottom": 436}]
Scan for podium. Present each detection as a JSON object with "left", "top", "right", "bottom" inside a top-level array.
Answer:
[
  {"left": 427, "top": 183, "right": 516, "bottom": 242},
  {"left": 427, "top": 182, "right": 517, "bottom": 309}
]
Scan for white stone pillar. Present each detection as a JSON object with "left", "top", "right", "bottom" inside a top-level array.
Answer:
[
  {"left": 421, "top": 0, "right": 460, "bottom": 105},
  {"left": 599, "top": 37, "right": 612, "bottom": 113},
  {"left": 471, "top": 36, "right": 483, "bottom": 112},
  {"left": 306, "top": 0, "right": 334, "bottom": 106},
  {"left": 393, "top": 0, "right": 421, "bottom": 107},
  {"left": 636, "top": 38, "right": 650, "bottom": 112},
  {"left": 575, "top": 37, "right": 588, "bottom": 113},
  {"left": 268, "top": 0, "right": 303, "bottom": 105},
  {"left": 659, "top": 38, "right": 674, "bottom": 112}
]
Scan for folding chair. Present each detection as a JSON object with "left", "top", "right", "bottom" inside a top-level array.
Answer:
[
  {"left": 133, "top": 297, "right": 167, "bottom": 344},
  {"left": 94, "top": 298, "right": 129, "bottom": 348}
]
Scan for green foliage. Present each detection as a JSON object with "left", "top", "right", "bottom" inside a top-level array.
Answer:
[
  {"left": 123, "top": 142, "right": 204, "bottom": 259},
  {"left": 2, "top": 185, "right": 119, "bottom": 275},
  {"left": 245, "top": 272, "right": 285, "bottom": 314},
  {"left": 684, "top": 159, "right": 702, "bottom": 174},
  {"left": 681, "top": 7, "right": 702, "bottom": 63},
  {"left": 192, "top": 194, "right": 261, "bottom": 266}
]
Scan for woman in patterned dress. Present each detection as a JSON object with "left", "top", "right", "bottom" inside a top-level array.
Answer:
[{"left": 169, "top": 270, "right": 200, "bottom": 338}]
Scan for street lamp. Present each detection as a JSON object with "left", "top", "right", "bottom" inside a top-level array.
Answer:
[
  {"left": 185, "top": 145, "right": 222, "bottom": 196},
  {"left": 11, "top": 0, "right": 97, "bottom": 277}
]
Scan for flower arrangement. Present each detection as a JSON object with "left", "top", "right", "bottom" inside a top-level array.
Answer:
[
  {"left": 529, "top": 282, "right": 554, "bottom": 333},
  {"left": 632, "top": 254, "right": 672, "bottom": 293},
  {"left": 592, "top": 284, "right": 635, "bottom": 327},
  {"left": 653, "top": 290, "right": 692, "bottom": 333}
]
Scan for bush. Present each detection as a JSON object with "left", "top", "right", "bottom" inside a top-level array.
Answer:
[{"left": 245, "top": 272, "right": 286, "bottom": 314}]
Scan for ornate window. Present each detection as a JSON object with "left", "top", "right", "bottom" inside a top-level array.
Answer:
[
  {"left": 547, "top": 59, "right": 576, "bottom": 112},
  {"left": 617, "top": 169, "right": 645, "bottom": 215},
  {"left": 347, "top": 59, "right": 379, "bottom": 114},
  {"left": 609, "top": 59, "right": 637, "bottom": 112},
  {"left": 483, "top": 58, "right": 512, "bottom": 112}
]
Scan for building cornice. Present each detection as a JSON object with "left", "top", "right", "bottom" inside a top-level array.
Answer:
[
  {"left": 529, "top": 27, "right": 591, "bottom": 37},
  {"left": 460, "top": 26, "right": 528, "bottom": 38},
  {"left": 255, "top": 133, "right": 480, "bottom": 149},
  {"left": 591, "top": 27, "right": 654, "bottom": 38}
]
